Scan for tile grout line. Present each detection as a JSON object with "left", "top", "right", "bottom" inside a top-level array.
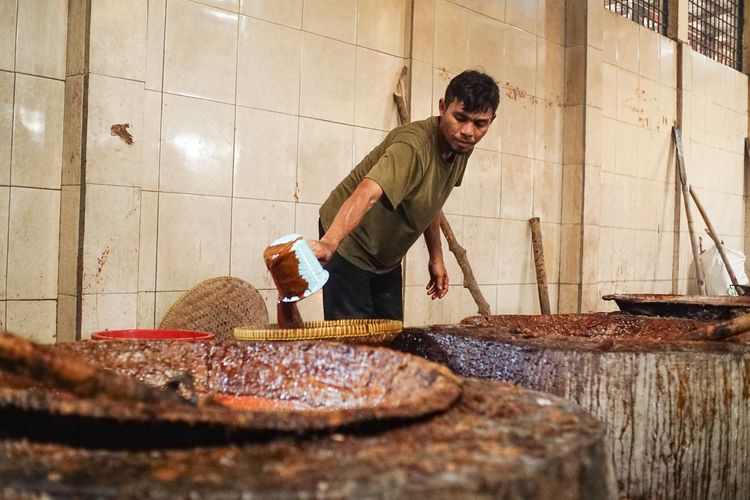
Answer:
[
  {"left": 401, "top": 0, "right": 415, "bottom": 316},
  {"left": 228, "top": 4, "right": 240, "bottom": 281},
  {"left": 152, "top": 0, "right": 169, "bottom": 328},
  {"left": 74, "top": 0, "right": 93, "bottom": 340},
  {"left": 293, "top": 2, "right": 305, "bottom": 237},
  {"left": 4, "top": 0, "right": 20, "bottom": 329}
]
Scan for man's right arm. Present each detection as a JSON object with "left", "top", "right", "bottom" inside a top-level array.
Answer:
[{"left": 309, "top": 178, "right": 384, "bottom": 264}]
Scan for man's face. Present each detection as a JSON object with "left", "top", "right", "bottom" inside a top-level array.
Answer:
[{"left": 438, "top": 98, "right": 496, "bottom": 155}]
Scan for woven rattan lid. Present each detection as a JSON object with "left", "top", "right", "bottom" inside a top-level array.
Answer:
[
  {"left": 233, "top": 319, "right": 403, "bottom": 345},
  {"left": 159, "top": 276, "right": 268, "bottom": 341}
]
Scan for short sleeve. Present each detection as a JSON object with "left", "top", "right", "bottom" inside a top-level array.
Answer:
[
  {"left": 365, "top": 142, "right": 422, "bottom": 209},
  {"left": 454, "top": 166, "right": 465, "bottom": 187}
]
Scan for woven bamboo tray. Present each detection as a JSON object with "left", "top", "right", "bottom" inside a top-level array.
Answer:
[
  {"left": 160, "top": 276, "right": 268, "bottom": 341},
  {"left": 234, "top": 319, "right": 403, "bottom": 345}
]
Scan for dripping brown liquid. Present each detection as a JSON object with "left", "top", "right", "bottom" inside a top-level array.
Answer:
[
  {"left": 277, "top": 302, "right": 304, "bottom": 329},
  {"left": 263, "top": 237, "right": 307, "bottom": 329}
]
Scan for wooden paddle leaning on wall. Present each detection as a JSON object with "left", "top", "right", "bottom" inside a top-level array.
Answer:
[
  {"left": 529, "top": 217, "right": 551, "bottom": 314},
  {"left": 688, "top": 186, "right": 742, "bottom": 293},
  {"left": 672, "top": 127, "right": 707, "bottom": 295}
]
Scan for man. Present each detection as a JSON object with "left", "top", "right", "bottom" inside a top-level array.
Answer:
[{"left": 309, "top": 70, "right": 499, "bottom": 321}]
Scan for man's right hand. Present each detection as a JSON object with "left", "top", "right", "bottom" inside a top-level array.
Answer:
[
  {"left": 309, "top": 239, "right": 336, "bottom": 266},
  {"left": 310, "top": 179, "right": 383, "bottom": 267}
]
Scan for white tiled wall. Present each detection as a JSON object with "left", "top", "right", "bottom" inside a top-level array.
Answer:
[
  {"left": 680, "top": 50, "right": 747, "bottom": 293},
  {"left": 0, "top": 0, "right": 67, "bottom": 342},
  {"left": 151, "top": 0, "right": 408, "bottom": 331},
  {"left": 404, "top": 0, "right": 565, "bottom": 325},
  {"left": 597, "top": 11, "right": 679, "bottom": 308},
  {"left": 3, "top": 0, "right": 748, "bottom": 340},
  {"left": 597, "top": 8, "right": 747, "bottom": 308}
]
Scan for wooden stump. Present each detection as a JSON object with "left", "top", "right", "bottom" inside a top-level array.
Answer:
[
  {"left": 0, "top": 341, "right": 616, "bottom": 499},
  {"left": 392, "top": 314, "right": 750, "bottom": 499}
]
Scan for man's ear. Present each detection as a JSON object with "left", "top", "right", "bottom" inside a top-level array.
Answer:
[
  {"left": 491, "top": 113, "right": 497, "bottom": 123},
  {"left": 438, "top": 98, "right": 446, "bottom": 114}
]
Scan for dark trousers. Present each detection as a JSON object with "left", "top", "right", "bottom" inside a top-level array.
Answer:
[{"left": 319, "top": 221, "right": 403, "bottom": 321}]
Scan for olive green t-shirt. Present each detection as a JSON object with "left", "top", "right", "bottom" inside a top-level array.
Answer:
[{"left": 319, "top": 116, "right": 469, "bottom": 274}]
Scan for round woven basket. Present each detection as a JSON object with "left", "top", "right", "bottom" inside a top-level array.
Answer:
[
  {"left": 233, "top": 319, "right": 403, "bottom": 345},
  {"left": 160, "top": 276, "right": 268, "bottom": 341}
]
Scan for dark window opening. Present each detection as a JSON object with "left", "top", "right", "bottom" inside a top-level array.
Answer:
[
  {"left": 688, "top": 0, "right": 743, "bottom": 70},
  {"left": 605, "top": 0, "right": 669, "bottom": 35}
]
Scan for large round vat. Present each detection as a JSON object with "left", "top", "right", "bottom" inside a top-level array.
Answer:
[
  {"left": 0, "top": 339, "right": 615, "bottom": 499},
  {"left": 392, "top": 313, "right": 750, "bottom": 499}
]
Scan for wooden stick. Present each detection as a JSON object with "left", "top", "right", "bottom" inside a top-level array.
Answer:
[
  {"left": 672, "top": 127, "right": 707, "bottom": 295},
  {"left": 0, "top": 330, "right": 192, "bottom": 405},
  {"left": 439, "top": 214, "right": 492, "bottom": 317},
  {"left": 678, "top": 312, "right": 750, "bottom": 341},
  {"left": 394, "top": 66, "right": 409, "bottom": 126},
  {"left": 392, "top": 66, "right": 492, "bottom": 317},
  {"left": 529, "top": 217, "right": 551, "bottom": 314},
  {"left": 689, "top": 185, "right": 741, "bottom": 291}
]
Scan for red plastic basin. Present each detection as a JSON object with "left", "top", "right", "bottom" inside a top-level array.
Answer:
[{"left": 90, "top": 329, "right": 214, "bottom": 341}]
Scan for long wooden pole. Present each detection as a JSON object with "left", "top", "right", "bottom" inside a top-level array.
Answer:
[
  {"left": 689, "top": 186, "right": 741, "bottom": 292},
  {"left": 393, "top": 66, "right": 491, "bottom": 317},
  {"left": 0, "top": 330, "right": 191, "bottom": 405},
  {"left": 529, "top": 217, "right": 551, "bottom": 314},
  {"left": 672, "top": 127, "right": 707, "bottom": 295},
  {"left": 678, "top": 311, "right": 750, "bottom": 341}
]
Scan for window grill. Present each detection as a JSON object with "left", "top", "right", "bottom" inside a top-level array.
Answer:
[
  {"left": 688, "top": 0, "right": 743, "bottom": 70},
  {"left": 605, "top": 0, "right": 668, "bottom": 35}
]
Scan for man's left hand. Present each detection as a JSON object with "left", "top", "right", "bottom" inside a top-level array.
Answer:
[{"left": 426, "top": 259, "right": 449, "bottom": 300}]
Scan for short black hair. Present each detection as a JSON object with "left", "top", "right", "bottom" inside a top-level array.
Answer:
[{"left": 444, "top": 70, "right": 500, "bottom": 114}]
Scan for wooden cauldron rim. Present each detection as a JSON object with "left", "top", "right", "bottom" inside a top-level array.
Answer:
[
  {"left": 0, "top": 340, "right": 462, "bottom": 432},
  {"left": 425, "top": 315, "right": 750, "bottom": 355},
  {"left": 0, "top": 379, "right": 614, "bottom": 499},
  {"left": 603, "top": 293, "right": 750, "bottom": 306}
]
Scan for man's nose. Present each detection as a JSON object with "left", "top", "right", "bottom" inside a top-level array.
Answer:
[{"left": 460, "top": 124, "right": 475, "bottom": 138}]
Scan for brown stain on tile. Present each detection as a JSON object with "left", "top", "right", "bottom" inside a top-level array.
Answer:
[
  {"left": 96, "top": 247, "right": 111, "bottom": 279},
  {"left": 110, "top": 123, "right": 134, "bottom": 145},
  {"left": 503, "top": 83, "right": 528, "bottom": 101}
]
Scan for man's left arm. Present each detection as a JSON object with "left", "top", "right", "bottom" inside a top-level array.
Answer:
[{"left": 424, "top": 211, "right": 449, "bottom": 299}]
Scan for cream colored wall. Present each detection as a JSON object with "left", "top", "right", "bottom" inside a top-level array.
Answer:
[
  {"left": 60, "top": 0, "right": 566, "bottom": 335},
  {"left": 4, "top": 0, "right": 749, "bottom": 340},
  {"left": 63, "top": 0, "right": 411, "bottom": 337},
  {"left": 598, "top": 10, "right": 679, "bottom": 308},
  {"left": 404, "top": 0, "right": 565, "bottom": 324},
  {"left": 679, "top": 49, "right": 748, "bottom": 294},
  {"left": 0, "top": 0, "right": 67, "bottom": 343},
  {"left": 597, "top": 8, "right": 747, "bottom": 309}
]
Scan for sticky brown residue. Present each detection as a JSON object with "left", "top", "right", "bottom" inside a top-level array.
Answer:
[
  {"left": 628, "top": 104, "right": 645, "bottom": 114},
  {"left": 263, "top": 237, "right": 308, "bottom": 300},
  {"left": 438, "top": 67, "right": 451, "bottom": 81},
  {"left": 110, "top": 123, "right": 134, "bottom": 145},
  {"left": 503, "top": 83, "right": 528, "bottom": 101},
  {"left": 97, "top": 247, "right": 111, "bottom": 278}
]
